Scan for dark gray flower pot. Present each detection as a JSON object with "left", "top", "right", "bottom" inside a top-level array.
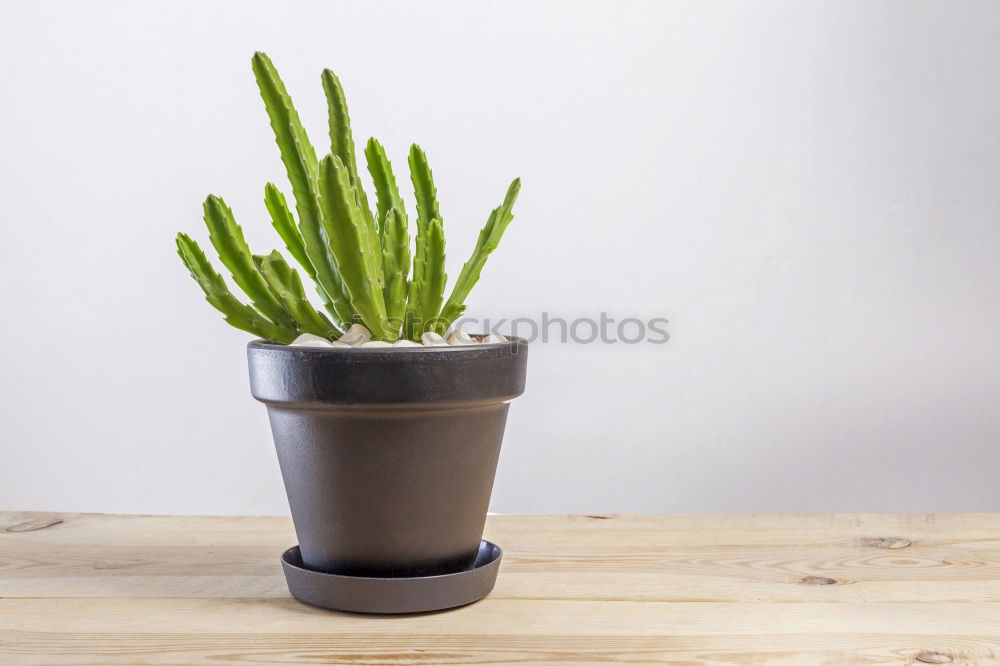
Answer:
[{"left": 247, "top": 337, "right": 527, "bottom": 578}]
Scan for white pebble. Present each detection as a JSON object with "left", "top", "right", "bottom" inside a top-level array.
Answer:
[
  {"left": 421, "top": 332, "right": 448, "bottom": 346},
  {"left": 359, "top": 340, "right": 393, "bottom": 348},
  {"left": 482, "top": 333, "right": 507, "bottom": 344},
  {"left": 289, "top": 333, "right": 335, "bottom": 348},
  {"left": 328, "top": 340, "right": 351, "bottom": 348},
  {"left": 338, "top": 324, "right": 372, "bottom": 346},
  {"left": 392, "top": 339, "right": 421, "bottom": 347},
  {"left": 446, "top": 330, "right": 476, "bottom": 346}
]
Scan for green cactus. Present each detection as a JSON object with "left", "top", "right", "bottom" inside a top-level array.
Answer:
[
  {"left": 403, "top": 145, "right": 444, "bottom": 338},
  {"left": 251, "top": 52, "right": 354, "bottom": 329},
  {"left": 317, "top": 155, "right": 390, "bottom": 339},
  {"left": 263, "top": 184, "right": 310, "bottom": 276},
  {"left": 176, "top": 234, "right": 297, "bottom": 343},
  {"left": 381, "top": 207, "right": 410, "bottom": 327},
  {"left": 321, "top": 69, "right": 376, "bottom": 236},
  {"left": 176, "top": 52, "right": 521, "bottom": 343},
  {"left": 256, "top": 251, "right": 340, "bottom": 339},
  {"left": 418, "top": 217, "right": 447, "bottom": 333},
  {"left": 201, "top": 194, "right": 297, "bottom": 331},
  {"left": 435, "top": 178, "right": 522, "bottom": 333},
  {"left": 365, "top": 138, "right": 406, "bottom": 236}
]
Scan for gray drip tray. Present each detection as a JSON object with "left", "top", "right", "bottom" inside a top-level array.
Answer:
[{"left": 280, "top": 540, "right": 503, "bottom": 614}]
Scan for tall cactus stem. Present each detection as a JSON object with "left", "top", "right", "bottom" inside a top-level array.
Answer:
[
  {"left": 322, "top": 69, "right": 378, "bottom": 240},
  {"left": 317, "top": 155, "right": 392, "bottom": 340},
  {"left": 381, "top": 207, "right": 411, "bottom": 327},
  {"left": 436, "top": 177, "right": 521, "bottom": 332},
  {"left": 252, "top": 52, "right": 355, "bottom": 327}
]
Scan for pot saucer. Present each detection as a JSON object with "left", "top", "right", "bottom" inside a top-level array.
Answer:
[{"left": 280, "top": 540, "right": 503, "bottom": 614}]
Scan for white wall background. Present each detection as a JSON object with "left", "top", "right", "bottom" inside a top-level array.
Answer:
[{"left": 3, "top": 0, "right": 999, "bottom": 515}]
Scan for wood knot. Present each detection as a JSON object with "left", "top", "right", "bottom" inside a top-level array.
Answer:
[
  {"left": 5, "top": 516, "right": 64, "bottom": 533},
  {"left": 915, "top": 652, "right": 952, "bottom": 664},
  {"left": 585, "top": 515, "right": 611, "bottom": 520},
  {"left": 800, "top": 576, "right": 837, "bottom": 585},
  {"left": 861, "top": 537, "right": 911, "bottom": 549}
]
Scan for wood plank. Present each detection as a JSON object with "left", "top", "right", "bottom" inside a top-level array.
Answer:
[
  {"left": 1, "top": 630, "right": 997, "bottom": 665},
  {"left": 2, "top": 511, "right": 999, "bottom": 664},
  {"left": 4, "top": 597, "right": 1000, "bottom": 635}
]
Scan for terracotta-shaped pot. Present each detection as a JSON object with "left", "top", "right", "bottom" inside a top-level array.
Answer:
[{"left": 247, "top": 337, "right": 527, "bottom": 577}]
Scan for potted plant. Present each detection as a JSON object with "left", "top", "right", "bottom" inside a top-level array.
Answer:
[{"left": 175, "top": 52, "right": 527, "bottom": 613}]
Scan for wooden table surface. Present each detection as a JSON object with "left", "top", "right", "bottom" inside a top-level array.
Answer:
[{"left": 1, "top": 512, "right": 999, "bottom": 665}]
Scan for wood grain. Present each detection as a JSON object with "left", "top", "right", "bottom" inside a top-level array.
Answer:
[{"left": 1, "top": 511, "right": 998, "bottom": 664}]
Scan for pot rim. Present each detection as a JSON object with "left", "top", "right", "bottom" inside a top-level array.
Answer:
[
  {"left": 248, "top": 334, "right": 528, "bottom": 405},
  {"left": 249, "top": 334, "right": 527, "bottom": 358}
]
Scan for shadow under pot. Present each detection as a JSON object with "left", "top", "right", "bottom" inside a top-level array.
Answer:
[{"left": 247, "top": 337, "right": 528, "bottom": 577}]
